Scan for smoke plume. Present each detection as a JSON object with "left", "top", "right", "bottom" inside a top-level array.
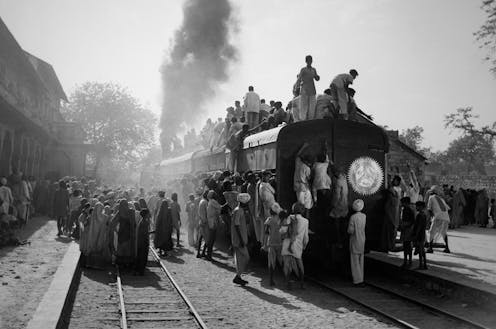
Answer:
[{"left": 160, "top": 0, "right": 238, "bottom": 157}]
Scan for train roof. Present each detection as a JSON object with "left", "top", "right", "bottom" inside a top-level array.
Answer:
[
  {"left": 243, "top": 125, "right": 285, "bottom": 149},
  {"left": 242, "top": 119, "right": 389, "bottom": 151}
]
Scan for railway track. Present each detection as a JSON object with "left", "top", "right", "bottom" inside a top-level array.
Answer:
[
  {"left": 307, "top": 274, "right": 492, "bottom": 329},
  {"left": 109, "top": 247, "right": 210, "bottom": 329}
]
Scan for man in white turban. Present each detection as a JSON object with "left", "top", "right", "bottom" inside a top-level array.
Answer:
[
  {"left": 348, "top": 199, "right": 366, "bottom": 286},
  {"left": 232, "top": 193, "right": 251, "bottom": 285}
]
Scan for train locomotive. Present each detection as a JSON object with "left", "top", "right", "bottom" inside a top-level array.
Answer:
[{"left": 149, "top": 117, "right": 390, "bottom": 261}]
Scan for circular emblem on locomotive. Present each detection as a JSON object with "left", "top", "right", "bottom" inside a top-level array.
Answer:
[{"left": 347, "top": 157, "right": 383, "bottom": 195}]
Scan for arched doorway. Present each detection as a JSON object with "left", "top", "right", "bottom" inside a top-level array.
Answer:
[{"left": 0, "top": 131, "right": 12, "bottom": 176}]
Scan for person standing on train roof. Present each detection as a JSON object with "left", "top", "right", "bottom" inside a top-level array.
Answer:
[
  {"left": 294, "top": 142, "right": 314, "bottom": 217},
  {"left": 330, "top": 69, "right": 358, "bottom": 120},
  {"left": 243, "top": 86, "right": 261, "bottom": 129},
  {"left": 348, "top": 199, "right": 366, "bottom": 286},
  {"left": 297, "top": 55, "right": 320, "bottom": 120},
  {"left": 231, "top": 193, "right": 252, "bottom": 285}
]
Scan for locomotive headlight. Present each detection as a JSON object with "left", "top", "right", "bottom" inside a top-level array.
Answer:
[{"left": 347, "top": 157, "right": 384, "bottom": 196}]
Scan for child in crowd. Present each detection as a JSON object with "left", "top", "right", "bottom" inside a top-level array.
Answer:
[
  {"left": 170, "top": 193, "right": 181, "bottom": 247},
  {"left": 400, "top": 197, "right": 415, "bottom": 268},
  {"left": 185, "top": 194, "right": 196, "bottom": 247},
  {"left": 413, "top": 201, "right": 428, "bottom": 270},
  {"left": 263, "top": 203, "right": 282, "bottom": 286},
  {"left": 347, "top": 199, "right": 366, "bottom": 286}
]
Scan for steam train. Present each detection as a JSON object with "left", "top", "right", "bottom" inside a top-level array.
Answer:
[{"left": 145, "top": 117, "right": 390, "bottom": 254}]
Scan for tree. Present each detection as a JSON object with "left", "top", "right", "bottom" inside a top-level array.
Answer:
[
  {"left": 444, "top": 134, "right": 495, "bottom": 174},
  {"left": 399, "top": 126, "right": 424, "bottom": 151},
  {"left": 62, "top": 82, "right": 156, "bottom": 174},
  {"left": 445, "top": 107, "right": 496, "bottom": 140},
  {"left": 474, "top": 0, "right": 496, "bottom": 76}
]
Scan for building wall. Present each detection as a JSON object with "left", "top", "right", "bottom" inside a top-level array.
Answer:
[{"left": 386, "top": 140, "right": 426, "bottom": 186}]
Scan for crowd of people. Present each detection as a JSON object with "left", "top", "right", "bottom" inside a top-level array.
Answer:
[{"left": 199, "top": 56, "right": 367, "bottom": 167}]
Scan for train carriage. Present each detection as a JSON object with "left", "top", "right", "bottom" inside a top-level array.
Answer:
[{"left": 154, "top": 118, "right": 390, "bottom": 253}]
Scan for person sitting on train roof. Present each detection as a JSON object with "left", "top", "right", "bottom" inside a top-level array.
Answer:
[
  {"left": 234, "top": 100, "right": 243, "bottom": 120},
  {"left": 289, "top": 88, "right": 302, "bottom": 122},
  {"left": 315, "top": 88, "right": 335, "bottom": 119},
  {"left": 228, "top": 117, "right": 243, "bottom": 140},
  {"left": 259, "top": 99, "right": 271, "bottom": 124},
  {"left": 330, "top": 69, "right": 358, "bottom": 120},
  {"left": 297, "top": 55, "right": 320, "bottom": 121},
  {"left": 226, "top": 124, "right": 258, "bottom": 172},
  {"left": 243, "top": 85, "right": 261, "bottom": 129},
  {"left": 272, "top": 101, "right": 288, "bottom": 126}
]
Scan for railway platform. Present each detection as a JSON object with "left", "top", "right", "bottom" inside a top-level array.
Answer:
[{"left": 366, "top": 226, "right": 496, "bottom": 309}]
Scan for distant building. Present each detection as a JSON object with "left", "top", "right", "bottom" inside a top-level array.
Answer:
[{"left": 0, "top": 17, "right": 91, "bottom": 179}]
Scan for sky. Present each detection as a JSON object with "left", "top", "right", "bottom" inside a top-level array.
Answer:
[{"left": 1, "top": 0, "right": 495, "bottom": 151}]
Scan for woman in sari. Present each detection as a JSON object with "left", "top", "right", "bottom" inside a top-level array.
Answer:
[
  {"left": 85, "top": 202, "right": 109, "bottom": 269},
  {"left": 78, "top": 203, "right": 91, "bottom": 267},
  {"left": 110, "top": 200, "right": 137, "bottom": 267},
  {"left": 154, "top": 200, "right": 173, "bottom": 257},
  {"left": 135, "top": 208, "right": 151, "bottom": 275}
]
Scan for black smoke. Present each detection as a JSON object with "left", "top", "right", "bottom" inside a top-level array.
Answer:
[{"left": 160, "top": 0, "right": 238, "bottom": 157}]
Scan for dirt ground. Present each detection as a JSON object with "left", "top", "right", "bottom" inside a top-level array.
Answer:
[
  {"left": 0, "top": 217, "right": 73, "bottom": 329},
  {"left": 66, "top": 230, "right": 398, "bottom": 329},
  {"left": 163, "top": 235, "right": 398, "bottom": 329}
]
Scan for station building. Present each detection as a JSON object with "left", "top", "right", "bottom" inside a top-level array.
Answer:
[{"left": 0, "top": 17, "right": 90, "bottom": 179}]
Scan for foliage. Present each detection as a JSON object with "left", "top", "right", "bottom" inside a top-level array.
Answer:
[
  {"left": 444, "top": 134, "right": 495, "bottom": 174},
  {"left": 62, "top": 82, "right": 157, "bottom": 171},
  {"left": 445, "top": 107, "right": 496, "bottom": 140},
  {"left": 474, "top": 0, "right": 496, "bottom": 76},
  {"left": 399, "top": 126, "right": 424, "bottom": 151}
]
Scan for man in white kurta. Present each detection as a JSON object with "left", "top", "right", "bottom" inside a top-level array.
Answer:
[
  {"left": 297, "top": 55, "right": 320, "bottom": 120},
  {"left": 348, "top": 199, "right": 366, "bottom": 285},
  {"left": 330, "top": 69, "right": 358, "bottom": 119},
  {"left": 243, "top": 86, "right": 260, "bottom": 129}
]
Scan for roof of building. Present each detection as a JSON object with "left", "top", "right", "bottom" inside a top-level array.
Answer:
[
  {"left": 386, "top": 130, "right": 428, "bottom": 161},
  {"left": 0, "top": 17, "right": 47, "bottom": 99},
  {"left": 24, "top": 52, "right": 68, "bottom": 102}
]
